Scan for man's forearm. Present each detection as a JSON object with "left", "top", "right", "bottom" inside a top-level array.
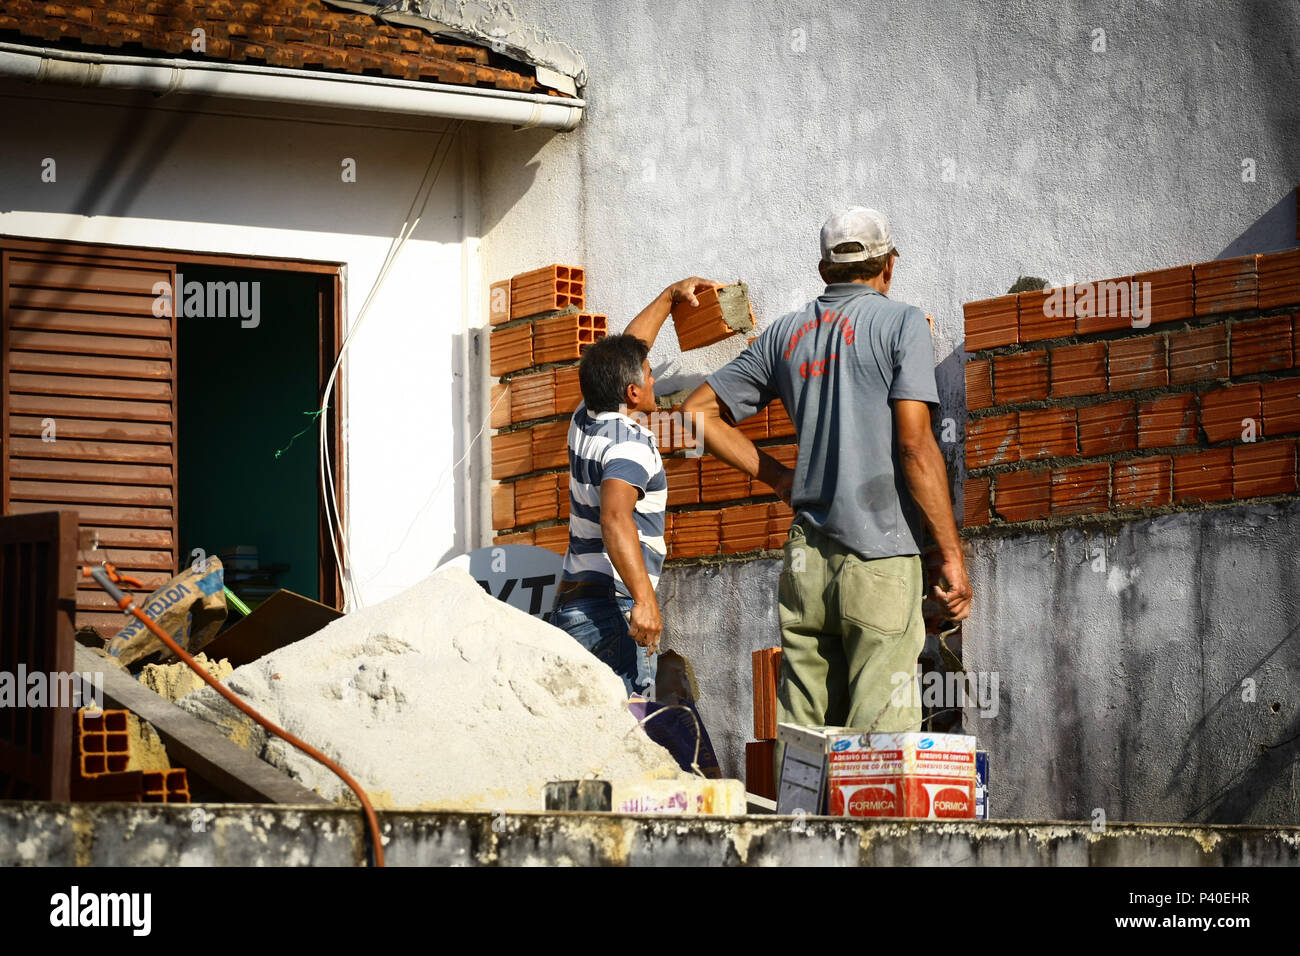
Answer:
[
  {"left": 686, "top": 390, "right": 788, "bottom": 491},
  {"left": 623, "top": 288, "right": 675, "bottom": 349},
  {"left": 602, "top": 511, "right": 655, "bottom": 603},
  {"left": 900, "top": 436, "right": 962, "bottom": 558}
]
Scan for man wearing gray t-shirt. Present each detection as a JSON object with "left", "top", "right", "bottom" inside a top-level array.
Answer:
[{"left": 683, "top": 207, "right": 972, "bottom": 744}]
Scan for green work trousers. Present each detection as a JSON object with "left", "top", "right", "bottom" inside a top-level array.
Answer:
[{"left": 773, "top": 522, "right": 926, "bottom": 780}]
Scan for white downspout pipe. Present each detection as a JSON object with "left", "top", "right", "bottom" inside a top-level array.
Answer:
[{"left": 0, "top": 42, "right": 583, "bottom": 130}]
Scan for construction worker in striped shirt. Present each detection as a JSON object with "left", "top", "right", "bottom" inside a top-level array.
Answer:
[{"left": 550, "top": 277, "right": 717, "bottom": 697}]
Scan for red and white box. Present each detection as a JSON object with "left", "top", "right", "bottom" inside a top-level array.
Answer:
[{"left": 826, "top": 732, "right": 976, "bottom": 819}]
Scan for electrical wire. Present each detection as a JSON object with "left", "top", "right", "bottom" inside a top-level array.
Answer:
[{"left": 317, "top": 120, "right": 463, "bottom": 609}]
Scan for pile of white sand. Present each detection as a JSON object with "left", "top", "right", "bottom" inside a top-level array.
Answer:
[{"left": 178, "top": 566, "right": 685, "bottom": 810}]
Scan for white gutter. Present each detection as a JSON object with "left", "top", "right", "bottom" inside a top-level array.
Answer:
[{"left": 0, "top": 42, "right": 583, "bottom": 131}]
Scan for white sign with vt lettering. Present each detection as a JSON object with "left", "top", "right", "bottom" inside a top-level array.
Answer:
[{"left": 439, "top": 545, "right": 563, "bottom": 619}]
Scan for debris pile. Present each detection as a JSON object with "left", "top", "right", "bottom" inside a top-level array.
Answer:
[{"left": 179, "top": 566, "right": 686, "bottom": 809}]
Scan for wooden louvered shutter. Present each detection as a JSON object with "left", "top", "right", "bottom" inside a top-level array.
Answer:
[{"left": 1, "top": 250, "right": 179, "bottom": 637}]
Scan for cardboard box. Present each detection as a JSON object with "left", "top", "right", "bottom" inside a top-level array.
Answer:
[
  {"left": 826, "top": 731, "right": 976, "bottom": 819},
  {"left": 776, "top": 723, "right": 977, "bottom": 819}
]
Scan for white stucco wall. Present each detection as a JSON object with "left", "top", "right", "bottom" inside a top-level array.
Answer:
[
  {"left": 479, "top": 0, "right": 1299, "bottom": 411},
  {"left": 0, "top": 84, "right": 481, "bottom": 606}
]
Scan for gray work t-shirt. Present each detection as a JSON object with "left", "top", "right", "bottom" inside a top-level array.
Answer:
[{"left": 706, "top": 283, "right": 940, "bottom": 559}]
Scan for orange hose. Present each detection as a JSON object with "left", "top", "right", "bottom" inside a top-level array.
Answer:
[{"left": 115, "top": 594, "right": 385, "bottom": 867}]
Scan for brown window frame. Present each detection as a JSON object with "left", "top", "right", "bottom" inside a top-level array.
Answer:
[{"left": 0, "top": 235, "right": 347, "bottom": 612}]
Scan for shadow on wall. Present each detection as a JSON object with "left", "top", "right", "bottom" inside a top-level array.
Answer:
[
  {"left": 935, "top": 342, "right": 967, "bottom": 487},
  {"left": 477, "top": 126, "right": 553, "bottom": 236},
  {"left": 1179, "top": 618, "right": 1300, "bottom": 826},
  {"left": 1218, "top": 188, "right": 1299, "bottom": 259},
  {"left": 0, "top": 81, "right": 463, "bottom": 243}
]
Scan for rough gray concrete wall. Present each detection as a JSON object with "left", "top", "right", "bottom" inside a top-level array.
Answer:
[
  {"left": 657, "top": 561, "right": 782, "bottom": 778},
  {"left": 659, "top": 500, "right": 1300, "bottom": 825},
  {"left": 4, "top": 803, "right": 1297, "bottom": 866},
  {"left": 964, "top": 500, "right": 1300, "bottom": 827},
  {"left": 476, "top": 0, "right": 1300, "bottom": 823}
]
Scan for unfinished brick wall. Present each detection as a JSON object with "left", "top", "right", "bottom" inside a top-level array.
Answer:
[
  {"left": 487, "top": 267, "right": 798, "bottom": 559},
  {"left": 488, "top": 265, "right": 603, "bottom": 555},
  {"left": 962, "top": 248, "right": 1300, "bottom": 531}
]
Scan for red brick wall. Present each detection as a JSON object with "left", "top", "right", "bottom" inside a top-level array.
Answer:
[
  {"left": 487, "top": 265, "right": 796, "bottom": 559},
  {"left": 962, "top": 249, "right": 1300, "bottom": 531}
]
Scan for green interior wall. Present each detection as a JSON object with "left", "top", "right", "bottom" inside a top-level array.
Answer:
[{"left": 177, "top": 266, "right": 321, "bottom": 602}]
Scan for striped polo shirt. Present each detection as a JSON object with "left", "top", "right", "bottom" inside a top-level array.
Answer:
[{"left": 562, "top": 402, "right": 667, "bottom": 596}]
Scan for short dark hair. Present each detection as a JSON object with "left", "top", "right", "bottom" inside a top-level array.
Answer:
[
  {"left": 819, "top": 241, "right": 895, "bottom": 283},
  {"left": 578, "top": 333, "right": 649, "bottom": 412}
]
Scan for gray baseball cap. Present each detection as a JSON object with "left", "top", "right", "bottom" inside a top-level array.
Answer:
[{"left": 820, "top": 207, "right": 900, "bottom": 262}]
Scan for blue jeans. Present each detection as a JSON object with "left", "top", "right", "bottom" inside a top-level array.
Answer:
[{"left": 551, "top": 594, "right": 657, "bottom": 699}]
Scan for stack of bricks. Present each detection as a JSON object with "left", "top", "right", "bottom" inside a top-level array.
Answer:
[
  {"left": 490, "top": 266, "right": 803, "bottom": 559},
  {"left": 660, "top": 400, "right": 799, "bottom": 560},
  {"left": 489, "top": 264, "right": 605, "bottom": 555},
  {"left": 71, "top": 708, "right": 188, "bottom": 803},
  {"left": 745, "top": 647, "right": 782, "bottom": 800},
  {"left": 142, "top": 769, "right": 191, "bottom": 803},
  {"left": 962, "top": 249, "right": 1300, "bottom": 531}
]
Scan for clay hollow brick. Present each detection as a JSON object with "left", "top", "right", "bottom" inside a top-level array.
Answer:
[
  {"left": 490, "top": 323, "right": 533, "bottom": 377},
  {"left": 1049, "top": 342, "right": 1106, "bottom": 398},
  {"left": 665, "top": 456, "right": 702, "bottom": 506},
  {"left": 509, "top": 264, "right": 586, "bottom": 319},
  {"left": 768, "top": 400, "right": 796, "bottom": 438},
  {"left": 1262, "top": 378, "right": 1300, "bottom": 437},
  {"left": 1112, "top": 455, "right": 1171, "bottom": 510},
  {"left": 1076, "top": 400, "right": 1137, "bottom": 457},
  {"left": 670, "top": 509, "right": 721, "bottom": 559},
  {"left": 767, "top": 500, "right": 794, "bottom": 549},
  {"left": 700, "top": 457, "right": 751, "bottom": 503},
  {"left": 489, "top": 279, "right": 511, "bottom": 326},
  {"left": 1233, "top": 440, "right": 1298, "bottom": 498},
  {"left": 1199, "top": 384, "right": 1261, "bottom": 444},
  {"left": 963, "top": 475, "right": 991, "bottom": 527},
  {"left": 533, "top": 525, "right": 569, "bottom": 555},
  {"left": 965, "top": 412, "right": 1018, "bottom": 470},
  {"left": 491, "top": 429, "right": 532, "bottom": 480},
  {"left": 671, "top": 282, "right": 756, "bottom": 352},
  {"left": 1108, "top": 335, "right": 1167, "bottom": 392},
  {"left": 532, "top": 313, "right": 607, "bottom": 364},
  {"left": 993, "top": 351, "right": 1049, "bottom": 404},
  {"left": 1231, "top": 315, "right": 1293, "bottom": 376},
  {"left": 1172, "top": 448, "right": 1233, "bottom": 503},
  {"left": 965, "top": 358, "right": 992, "bottom": 410},
  {"left": 532, "top": 420, "right": 570, "bottom": 471},
  {"left": 1193, "top": 255, "right": 1258, "bottom": 317},
  {"left": 963, "top": 294, "right": 1018, "bottom": 351},
  {"left": 994, "top": 468, "right": 1050, "bottom": 523},
  {"left": 721, "top": 502, "right": 770, "bottom": 553},
  {"left": 1133, "top": 265, "right": 1194, "bottom": 326},
  {"left": 509, "top": 369, "right": 556, "bottom": 423},
  {"left": 1051, "top": 463, "right": 1110, "bottom": 516},
  {"left": 1137, "top": 393, "right": 1198, "bottom": 449},
  {"left": 1257, "top": 249, "right": 1300, "bottom": 311},
  {"left": 1167, "top": 325, "right": 1228, "bottom": 384},
  {"left": 1018, "top": 408, "right": 1076, "bottom": 460}
]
